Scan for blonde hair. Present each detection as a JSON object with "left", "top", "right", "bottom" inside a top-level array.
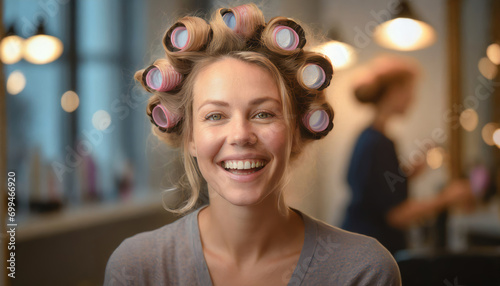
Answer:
[{"left": 135, "top": 3, "right": 335, "bottom": 214}]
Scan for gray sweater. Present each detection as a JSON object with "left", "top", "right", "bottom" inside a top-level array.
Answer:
[{"left": 104, "top": 206, "right": 401, "bottom": 285}]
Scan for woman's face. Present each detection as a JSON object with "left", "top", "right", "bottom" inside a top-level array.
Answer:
[
  {"left": 189, "top": 57, "right": 290, "bottom": 206},
  {"left": 383, "top": 78, "right": 415, "bottom": 114}
]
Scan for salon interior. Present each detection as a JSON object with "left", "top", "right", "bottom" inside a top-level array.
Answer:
[{"left": 1, "top": 0, "right": 500, "bottom": 285}]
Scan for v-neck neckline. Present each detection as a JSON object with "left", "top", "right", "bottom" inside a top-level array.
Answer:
[{"left": 189, "top": 205, "right": 318, "bottom": 285}]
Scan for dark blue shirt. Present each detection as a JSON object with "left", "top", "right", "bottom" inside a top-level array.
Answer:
[{"left": 342, "top": 126, "right": 408, "bottom": 254}]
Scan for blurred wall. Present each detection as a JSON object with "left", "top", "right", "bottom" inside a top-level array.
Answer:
[{"left": 461, "top": 0, "right": 493, "bottom": 169}]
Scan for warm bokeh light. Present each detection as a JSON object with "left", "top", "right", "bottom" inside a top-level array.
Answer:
[
  {"left": 315, "top": 40, "right": 357, "bottom": 70},
  {"left": 486, "top": 43, "right": 500, "bottom": 65},
  {"left": 6, "top": 70, "right": 26, "bottom": 95},
  {"left": 374, "top": 17, "right": 436, "bottom": 51},
  {"left": 61, "top": 91, "right": 80, "bottom": 113},
  {"left": 24, "top": 34, "right": 63, "bottom": 64},
  {"left": 493, "top": 129, "right": 500, "bottom": 148},
  {"left": 92, "top": 110, "right": 111, "bottom": 131},
  {"left": 478, "top": 57, "right": 498, "bottom": 80},
  {"left": 0, "top": 35, "right": 24, "bottom": 64},
  {"left": 426, "top": 146, "right": 445, "bottom": 169},
  {"left": 482, "top": 123, "right": 499, "bottom": 146},
  {"left": 459, "top": 108, "right": 479, "bottom": 132}
]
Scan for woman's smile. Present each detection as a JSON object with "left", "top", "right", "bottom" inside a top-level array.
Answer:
[{"left": 218, "top": 158, "right": 269, "bottom": 182}]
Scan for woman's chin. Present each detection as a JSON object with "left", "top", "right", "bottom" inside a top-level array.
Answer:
[{"left": 217, "top": 189, "right": 271, "bottom": 207}]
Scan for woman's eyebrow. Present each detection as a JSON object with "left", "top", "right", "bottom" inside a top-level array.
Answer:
[
  {"left": 198, "top": 97, "right": 281, "bottom": 111},
  {"left": 249, "top": 97, "right": 281, "bottom": 106},
  {"left": 198, "top": 100, "right": 229, "bottom": 111}
]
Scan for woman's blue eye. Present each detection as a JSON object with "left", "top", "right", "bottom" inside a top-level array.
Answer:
[
  {"left": 255, "top": 112, "right": 272, "bottom": 119},
  {"left": 206, "top": 114, "right": 222, "bottom": 121}
]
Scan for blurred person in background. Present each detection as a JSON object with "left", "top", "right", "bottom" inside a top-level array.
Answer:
[{"left": 341, "top": 55, "right": 474, "bottom": 254}]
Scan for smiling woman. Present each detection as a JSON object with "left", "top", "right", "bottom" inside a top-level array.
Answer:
[
  {"left": 104, "top": 3, "right": 401, "bottom": 285},
  {"left": 190, "top": 57, "right": 290, "bottom": 208}
]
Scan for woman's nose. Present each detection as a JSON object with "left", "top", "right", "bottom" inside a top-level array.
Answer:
[{"left": 227, "top": 115, "right": 257, "bottom": 146}]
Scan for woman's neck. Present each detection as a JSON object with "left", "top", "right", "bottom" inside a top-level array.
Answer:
[
  {"left": 372, "top": 107, "right": 392, "bottom": 134},
  {"left": 198, "top": 193, "right": 304, "bottom": 266}
]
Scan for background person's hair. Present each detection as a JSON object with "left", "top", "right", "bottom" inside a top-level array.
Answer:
[
  {"left": 134, "top": 3, "right": 335, "bottom": 214},
  {"left": 352, "top": 54, "right": 420, "bottom": 104},
  {"left": 354, "top": 70, "right": 415, "bottom": 104}
]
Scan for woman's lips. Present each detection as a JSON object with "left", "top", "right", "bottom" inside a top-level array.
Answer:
[{"left": 218, "top": 160, "right": 268, "bottom": 182}]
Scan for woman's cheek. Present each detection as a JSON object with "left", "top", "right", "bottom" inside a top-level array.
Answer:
[
  {"left": 261, "top": 122, "right": 289, "bottom": 150},
  {"left": 195, "top": 126, "right": 224, "bottom": 157}
]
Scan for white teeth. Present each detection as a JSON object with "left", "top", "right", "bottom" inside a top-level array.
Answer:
[{"left": 222, "top": 160, "right": 267, "bottom": 170}]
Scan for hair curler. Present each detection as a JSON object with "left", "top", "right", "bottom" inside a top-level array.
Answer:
[
  {"left": 222, "top": 11, "right": 237, "bottom": 30},
  {"left": 302, "top": 109, "right": 330, "bottom": 133},
  {"left": 262, "top": 17, "right": 306, "bottom": 54},
  {"left": 301, "top": 64, "right": 326, "bottom": 89},
  {"left": 218, "top": 4, "right": 265, "bottom": 38},
  {"left": 171, "top": 26, "right": 189, "bottom": 50},
  {"left": 143, "top": 59, "right": 182, "bottom": 92},
  {"left": 163, "top": 17, "right": 212, "bottom": 53},
  {"left": 297, "top": 54, "right": 334, "bottom": 91},
  {"left": 150, "top": 104, "right": 182, "bottom": 132},
  {"left": 273, "top": 26, "right": 299, "bottom": 50}
]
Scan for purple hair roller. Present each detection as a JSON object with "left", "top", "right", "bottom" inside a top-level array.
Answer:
[
  {"left": 272, "top": 26, "right": 300, "bottom": 51},
  {"left": 170, "top": 26, "right": 190, "bottom": 50},
  {"left": 301, "top": 64, "right": 326, "bottom": 90},
  {"left": 152, "top": 104, "right": 181, "bottom": 129},
  {"left": 303, "top": 109, "right": 330, "bottom": 133},
  {"left": 145, "top": 63, "right": 182, "bottom": 92}
]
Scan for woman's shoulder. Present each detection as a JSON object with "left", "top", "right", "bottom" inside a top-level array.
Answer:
[
  {"left": 358, "top": 126, "right": 393, "bottom": 147},
  {"left": 314, "top": 216, "right": 397, "bottom": 263},
  {"left": 104, "top": 208, "right": 201, "bottom": 285},
  {"left": 299, "top": 211, "right": 402, "bottom": 285},
  {"left": 114, "top": 209, "right": 195, "bottom": 253}
]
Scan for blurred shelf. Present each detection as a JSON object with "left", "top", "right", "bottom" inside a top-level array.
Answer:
[
  {"left": 16, "top": 193, "right": 165, "bottom": 242},
  {"left": 458, "top": 199, "right": 500, "bottom": 236}
]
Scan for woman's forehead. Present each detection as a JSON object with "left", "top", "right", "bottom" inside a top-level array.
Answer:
[{"left": 192, "top": 58, "right": 282, "bottom": 107}]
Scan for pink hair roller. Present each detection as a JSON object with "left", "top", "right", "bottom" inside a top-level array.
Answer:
[
  {"left": 303, "top": 109, "right": 330, "bottom": 133},
  {"left": 301, "top": 64, "right": 326, "bottom": 90},
  {"left": 222, "top": 5, "right": 248, "bottom": 34},
  {"left": 145, "top": 63, "right": 182, "bottom": 92},
  {"left": 272, "top": 26, "right": 300, "bottom": 51},
  {"left": 152, "top": 104, "right": 181, "bottom": 130},
  {"left": 163, "top": 17, "right": 211, "bottom": 53},
  {"left": 170, "top": 26, "right": 190, "bottom": 50},
  {"left": 220, "top": 4, "right": 263, "bottom": 38}
]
